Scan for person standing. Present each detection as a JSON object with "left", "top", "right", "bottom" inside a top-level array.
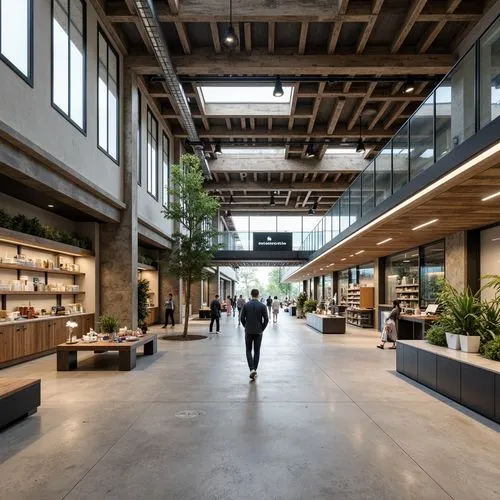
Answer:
[
  {"left": 226, "top": 295, "right": 232, "bottom": 317},
  {"left": 266, "top": 296, "right": 272, "bottom": 316},
  {"left": 209, "top": 294, "right": 222, "bottom": 334},
  {"left": 241, "top": 289, "right": 269, "bottom": 379},
  {"left": 162, "top": 293, "right": 175, "bottom": 328},
  {"left": 377, "top": 299, "right": 401, "bottom": 349},
  {"left": 232, "top": 295, "right": 237, "bottom": 317},
  {"left": 237, "top": 294, "right": 246, "bottom": 325},
  {"left": 272, "top": 296, "right": 280, "bottom": 324}
]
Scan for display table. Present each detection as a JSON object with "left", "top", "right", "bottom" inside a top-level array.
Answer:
[
  {"left": 199, "top": 308, "right": 211, "bottom": 319},
  {"left": 306, "top": 313, "right": 346, "bottom": 334},
  {"left": 56, "top": 334, "right": 157, "bottom": 371},
  {"left": 0, "top": 378, "right": 40, "bottom": 428},
  {"left": 397, "top": 340, "right": 500, "bottom": 423},
  {"left": 398, "top": 314, "right": 439, "bottom": 340},
  {"left": 287, "top": 305, "right": 297, "bottom": 316}
]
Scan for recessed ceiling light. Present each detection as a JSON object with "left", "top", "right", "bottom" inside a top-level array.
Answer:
[
  {"left": 355, "top": 250, "right": 365, "bottom": 255},
  {"left": 377, "top": 237, "right": 393, "bottom": 245},
  {"left": 320, "top": 268, "right": 323, "bottom": 270},
  {"left": 491, "top": 237, "right": 500, "bottom": 242},
  {"left": 412, "top": 219, "right": 438, "bottom": 231},
  {"left": 341, "top": 258, "right": 346, "bottom": 261},
  {"left": 47, "top": 204, "right": 54, "bottom": 208},
  {"left": 482, "top": 191, "right": 500, "bottom": 201},
  {"left": 349, "top": 254, "right": 354, "bottom": 257},
  {"left": 403, "top": 259, "right": 410, "bottom": 263}
]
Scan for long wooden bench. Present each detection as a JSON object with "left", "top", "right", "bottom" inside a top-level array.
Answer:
[{"left": 0, "top": 378, "right": 41, "bottom": 429}]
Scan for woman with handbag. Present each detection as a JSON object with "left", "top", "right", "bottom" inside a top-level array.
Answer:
[{"left": 377, "top": 299, "right": 401, "bottom": 349}]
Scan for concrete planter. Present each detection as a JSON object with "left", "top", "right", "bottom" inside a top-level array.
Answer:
[
  {"left": 459, "top": 335, "right": 481, "bottom": 353},
  {"left": 446, "top": 332, "right": 461, "bottom": 350}
]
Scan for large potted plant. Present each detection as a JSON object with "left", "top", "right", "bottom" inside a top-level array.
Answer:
[
  {"left": 138, "top": 279, "right": 150, "bottom": 333},
  {"left": 303, "top": 299, "right": 318, "bottom": 314},
  {"left": 296, "top": 292, "right": 308, "bottom": 318}
]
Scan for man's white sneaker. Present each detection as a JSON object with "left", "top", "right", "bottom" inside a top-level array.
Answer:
[
  {"left": 216, "top": 331, "right": 220, "bottom": 334},
  {"left": 249, "top": 370, "right": 257, "bottom": 379}
]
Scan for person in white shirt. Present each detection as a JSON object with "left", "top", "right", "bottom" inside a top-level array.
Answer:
[{"left": 272, "top": 296, "right": 280, "bottom": 324}]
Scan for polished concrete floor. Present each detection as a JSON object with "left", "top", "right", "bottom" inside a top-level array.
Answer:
[{"left": 0, "top": 311, "right": 499, "bottom": 500}]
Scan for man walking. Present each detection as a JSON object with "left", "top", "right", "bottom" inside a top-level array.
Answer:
[
  {"left": 241, "top": 289, "right": 269, "bottom": 379},
  {"left": 162, "top": 293, "right": 175, "bottom": 328},
  {"left": 209, "top": 294, "right": 221, "bottom": 334},
  {"left": 236, "top": 294, "right": 246, "bottom": 325}
]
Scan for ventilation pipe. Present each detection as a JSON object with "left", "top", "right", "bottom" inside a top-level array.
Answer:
[{"left": 133, "top": 0, "right": 211, "bottom": 178}]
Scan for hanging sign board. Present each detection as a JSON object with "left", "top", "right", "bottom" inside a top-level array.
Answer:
[{"left": 253, "top": 232, "right": 292, "bottom": 251}]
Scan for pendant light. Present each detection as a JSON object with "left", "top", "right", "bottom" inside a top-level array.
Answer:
[
  {"left": 403, "top": 79, "right": 415, "bottom": 94},
  {"left": 225, "top": 195, "right": 233, "bottom": 217},
  {"left": 305, "top": 142, "right": 316, "bottom": 158},
  {"left": 356, "top": 116, "right": 365, "bottom": 154},
  {"left": 273, "top": 76, "right": 284, "bottom": 97},
  {"left": 214, "top": 141, "right": 222, "bottom": 155},
  {"left": 270, "top": 194, "right": 276, "bottom": 206},
  {"left": 308, "top": 206, "right": 315, "bottom": 215},
  {"left": 222, "top": 0, "right": 239, "bottom": 50}
]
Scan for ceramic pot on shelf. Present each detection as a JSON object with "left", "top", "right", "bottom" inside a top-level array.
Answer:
[
  {"left": 459, "top": 335, "right": 480, "bottom": 353},
  {"left": 445, "top": 332, "right": 461, "bottom": 350}
]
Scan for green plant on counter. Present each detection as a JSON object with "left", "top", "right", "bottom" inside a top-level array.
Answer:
[
  {"left": 425, "top": 325, "right": 447, "bottom": 347},
  {"left": 137, "top": 279, "right": 150, "bottom": 328},
  {"left": 99, "top": 315, "right": 119, "bottom": 334},
  {"left": 482, "top": 337, "right": 500, "bottom": 361},
  {"left": 296, "top": 292, "right": 308, "bottom": 310},
  {"left": 303, "top": 299, "right": 318, "bottom": 314}
]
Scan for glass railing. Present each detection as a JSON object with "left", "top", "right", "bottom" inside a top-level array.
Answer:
[
  {"left": 300, "top": 15, "right": 500, "bottom": 253},
  {"left": 216, "top": 232, "right": 305, "bottom": 251}
]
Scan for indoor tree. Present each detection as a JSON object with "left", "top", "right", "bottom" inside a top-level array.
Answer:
[{"left": 162, "top": 154, "right": 220, "bottom": 337}]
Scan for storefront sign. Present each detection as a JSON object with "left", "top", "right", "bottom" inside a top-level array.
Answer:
[{"left": 253, "top": 232, "right": 292, "bottom": 251}]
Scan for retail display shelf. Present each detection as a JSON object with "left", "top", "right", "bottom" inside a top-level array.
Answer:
[
  {"left": 0, "top": 291, "right": 85, "bottom": 295},
  {"left": 0, "top": 262, "right": 85, "bottom": 276}
]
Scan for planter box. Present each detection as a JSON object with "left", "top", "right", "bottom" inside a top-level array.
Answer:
[{"left": 459, "top": 335, "right": 480, "bottom": 353}]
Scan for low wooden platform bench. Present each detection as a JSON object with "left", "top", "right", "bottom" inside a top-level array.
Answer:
[
  {"left": 0, "top": 379, "right": 41, "bottom": 429},
  {"left": 56, "top": 334, "right": 158, "bottom": 371}
]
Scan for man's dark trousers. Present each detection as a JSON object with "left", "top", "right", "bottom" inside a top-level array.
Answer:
[
  {"left": 209, "top": 315, "right": 220, "bottom": 332},
  {"left": 164, "top": 309, "right": 174, "bottom": 326},
  {"left": 245, "top": 334, "right": 263, "bottom": 370}
]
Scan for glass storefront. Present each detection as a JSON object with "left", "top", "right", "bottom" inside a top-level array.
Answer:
[
  {"left": 420, "top": 241, "right": 445, "bottom": 307},
  {"left": 338, "top": 270, "right": 349, "bottom": 305},
  {"left": 359, "top": 262, "right": 374, "bottom": 287}
]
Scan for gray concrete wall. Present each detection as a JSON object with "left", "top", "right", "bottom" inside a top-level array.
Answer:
[{"left": 0, "top": 0, "right": 123, "bottom": 200}]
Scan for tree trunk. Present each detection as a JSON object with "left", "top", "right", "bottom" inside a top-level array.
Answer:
[{"left": 183, "top": 280, "right": 191, "bottom": 337}]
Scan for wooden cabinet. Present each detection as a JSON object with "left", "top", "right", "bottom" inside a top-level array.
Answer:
[{"left": 0, "top": 314, "right": 95, "bottom": 366}]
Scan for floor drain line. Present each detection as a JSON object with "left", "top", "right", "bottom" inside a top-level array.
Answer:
[{"left": 175, "top": 409, "right": 207, "bottom": 419}]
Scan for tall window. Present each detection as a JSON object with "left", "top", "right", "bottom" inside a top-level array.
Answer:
[
  {"left": 0, "top": 0, "right": 33, "bottom": 83},
  {"left": 52, "top": 0, "right": 86, "bottom": 130},
  {"left": 162, "top": 133, "right": 170, "bottom": 208},
  {"left": 137, "top": 90, "right": 142, "bottom": 185},
  {"left": 146, "top": 108, "right": 158, "bottom": 198},
  {"left": 97, "top": 28, "right": 119, "bottom": 161}
]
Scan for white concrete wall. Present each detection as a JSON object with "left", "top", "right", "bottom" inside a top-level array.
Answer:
[
  {"left": 0, "top": 0, "right": 123, "bottom": 200},
  {"left": 137, "top": 91, "right": 174, "bottom": 237}
]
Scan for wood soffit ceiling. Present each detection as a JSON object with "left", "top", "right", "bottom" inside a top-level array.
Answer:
[{"left": 99, "top": 0, "right": 495, "bottom": 214}]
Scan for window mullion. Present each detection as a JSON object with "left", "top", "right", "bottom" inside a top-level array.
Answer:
[{"left": 67, "top": 0, "right": 71, "bottom": 120}]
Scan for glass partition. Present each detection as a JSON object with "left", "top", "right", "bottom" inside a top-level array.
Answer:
[
  {"left": 392, "top": 123, "right": 409, "bottom": 192},
  {"left": 331, "top": 203, "right": 340, "bottom": 239},
  {"left": 362, "top": 163, "right": 375, "bottom": 215},
  {"left": 375, "top": 147, "right": 392, "bottom": 206},
  {"left": 350, "top": 178, "right": 361, "bottom": 225},
  {"left": 480, "top": 17, "right": 500, "bottom": 128},
  {"left": 340, "top": 192, "right": 349, "bottom": 232},
  {"left": 410, "top": 94, "right": 434, "bottom": 179},
  {"left": 435, "top": 82, "right": 452, "bottom": 159},
  {"left": 420, "top": 241, "right": 445, "bottom": 308},
  {"left": 385, "top": 249, "right": 419, "bottom": 311}
]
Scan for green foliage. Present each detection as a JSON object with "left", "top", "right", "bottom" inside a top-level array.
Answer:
[
  {"left": 480, "top": 301, "right": 500, "bottom": 342},
  {"left": 235, "top": 268, "right": 262, "bottom": 298},
  {"left": 425, "top": 325, "right": 447, "bottom": 347},
  {"left": 267, "top": 267, "right": 292, "bottom": 299},
  {"left": 137, "top": 279, "right": 150, "bottom": 327},
  {"left": 0, "top": 208, "right": 91, "bottom": 250},
  {"left": 99, "top": 315, "right": 119, "bottom": 334},
  {"left": 482, "top": 337, "right": 500, "bottom": 361},
  {"left": 138, "top": 255, "right": 155, "bottom": 266},
  {"left": 162, "top": 154, "right": 220, "bottom": 335},
  {"left": 296, "top": 292, "right": 308, "bottom": 309},
  {"left": 303, "top": 299, "right": 318, "bottom": 314}
]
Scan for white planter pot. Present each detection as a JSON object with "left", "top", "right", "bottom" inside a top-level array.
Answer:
[
  {"left": 446, "top": 332, "right": 461, "bottom": 350},
  {"left": 459, "top": 335, "right": 480, "bottom": 353}
]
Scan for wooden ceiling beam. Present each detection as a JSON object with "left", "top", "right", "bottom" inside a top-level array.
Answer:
[
  {"left": 391, "top": 0, "right": 428, "bottom": 53},
  {"left": 307, "top": 82, "right": 326, "bottom": 135},
  {"left": 327, "top": 97, "right": 346, "bottom": 135},
  {"left": 356, "top": 0, "right": 385, "bottom": 54},
  {"left": 347, "top": 81, "right": 378, "bottom": 130},
  {"left": 244, "top": 23, "right": 252, "bottom": 54},
  {"left": 167, "top": 0, "right": 179, "bottom": 14},
  {"left": 268, "top": 22, "right": 275, "bottom": 54},
  {"left": 126, "top": 52, "right": 454, "bottom": 76},
  {"left": 175, "top": 22, "right": 192, "bottom": 54},
  {"left": 210, "top": 22, "right": 222, "bottom": 53},
  {"left": 368, "top": 101, "right": 391, "bottom": 130},
  {"left": 298, "top": 22, "right": 309, "bottom": 55}
]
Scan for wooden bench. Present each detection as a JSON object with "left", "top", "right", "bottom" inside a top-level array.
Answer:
[
  {"left": 0, "top": 378, "right": 41, "bottom": 429},
  {"left": 56, "top": 334, "right": 158, "bottom": 371}
]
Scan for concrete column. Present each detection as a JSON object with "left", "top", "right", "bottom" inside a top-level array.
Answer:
[
  {"left": 159, "top": 262, "right": 182, "bottom": 324},
  {"left": 446, "top": 231, "right": 467, "bottom": 291},
  {"left": 99, "top": 66, "right": 138, "bottom": 327},
  {"left": 190, "top": 281, "right": 202, "bottom": 314}
]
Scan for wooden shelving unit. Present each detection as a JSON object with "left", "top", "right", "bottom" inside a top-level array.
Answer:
[
  {"left": 1, "top": 291, "right": 84, "bottom": 295},
  {"left": 346, "top": 287, "right": 375, "bottom": 328},
  {"left": 0, "top": 262, "right": 85, "bottom": 276},
  {"left": 395, "top": 283, "right": 419, "bottom": 312}
]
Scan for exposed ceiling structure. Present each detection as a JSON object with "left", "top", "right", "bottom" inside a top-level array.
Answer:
[{"left": 99, "top": 0, "right": 494, "bottom": 214}]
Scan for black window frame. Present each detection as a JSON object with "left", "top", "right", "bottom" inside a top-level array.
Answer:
[
  {"left": 146, "top": 107, "right": 158, "bottom": 200},
  {"left": 97, "top": 26, "right": 119, "bottom": 164},
  {"left": 137, "top": 89, "right": 142, "bottom": 186},
  {"left": 0, "top": 0, "right": 34, "bottom": 86},
  {"left": 162, "top": 132, "right": 170, "bottom": 209},
  {"left": 51, "top": 0, "right": 87, "bottom": 134}
]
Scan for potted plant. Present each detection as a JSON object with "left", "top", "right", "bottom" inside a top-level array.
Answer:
[
  {"left": 138, "top": 279, "right": 150, "bottom": 333},
  {"left": 99, "top": 315, "right": 119, "bottom": 335},
  {"left": 425, "top": 325, "right": 447, "bottom": 347},
  {"left": 303, "top": 299, "right": 318, "bottom": 315},
  {"left": 296, "top": 292, "right": 308, "bottom": 318}
]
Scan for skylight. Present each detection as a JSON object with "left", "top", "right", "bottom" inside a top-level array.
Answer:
[
  {"left": 200, "top": 86, "right": 292, "bottom": 104},
  {"left": 325, "top": 148, "right": 359, "bottom": 155},
  {"left": 222, "top": 148, "right": 285, "bottom": 157}
]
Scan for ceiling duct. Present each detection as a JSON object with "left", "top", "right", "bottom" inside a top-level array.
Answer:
[{"left": 133, "top": 0, "right": 211, "bottom": 178}]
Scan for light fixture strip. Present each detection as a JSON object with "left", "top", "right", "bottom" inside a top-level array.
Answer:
[
  {"left": 377, "top": 237, "right": 393, "bottom": 245},
  {"left": 481, "top": 191, "right": 500, "bottom": 201},
  {"left": 355, "top": 250, "right": 365, "bottom": 255},
  {"left": 412, "top": 219, "right": 439, "bottom": 231}
]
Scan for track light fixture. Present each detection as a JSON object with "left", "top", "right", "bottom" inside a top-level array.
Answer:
[
  {"left": 356, "top": 116, "right": 365, "bottom": 154},
  {"left": 225, "top": 209, "right": 232, "bottom": 217},
  {"left": 215, "top": 141, "right": 222, "bottom": 155},
  {"left": 222, "top": 0, "right": 239, "bottom": 50},
  {"left": 308, "top": 207, "right": 315, "bottom": 216},
  {"left": 270, "top": 194, "right": 276, "bottom": 207},
  {"left": 404, "top": 79, "right": 415, "bottom": 94},
  {"left": 273, "top": 76, "right": 284, "bottom": 98},
  {"left": 305, "top": 143, "right": 316, "bottom": 158},
  {"left": 229, "top": 195, "right": 234, "bottom": 203},
  {"left": 312, "top": 201, "right": 318, "bottom": 210}
]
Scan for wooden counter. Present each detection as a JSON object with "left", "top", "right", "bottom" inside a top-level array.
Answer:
[
  {"left": 398, "top": 314, "right": 439, "bottom": 340},
  {"left": 0, "top": 313, "right": 95, "bottom": 368}
]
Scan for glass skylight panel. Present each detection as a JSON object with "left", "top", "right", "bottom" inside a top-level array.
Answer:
[
  {"left": 325, "top": 148, "right": 359, "bottom": 155},
  {"left": 200, "top": 86, "right": 292, "bottom": 104},
  {"left": 222, "top": 148, "right": 285, "bottom": 156}
]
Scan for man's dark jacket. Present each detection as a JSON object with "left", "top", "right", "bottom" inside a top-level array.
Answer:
[{"left": 241, "top": 299, "right": 269, "bottom": 334}]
